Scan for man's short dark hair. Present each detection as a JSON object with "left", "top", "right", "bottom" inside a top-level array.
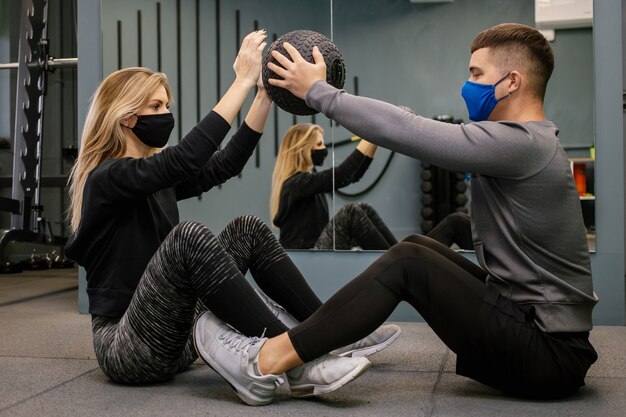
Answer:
[{"left": 471, "top": 23, "right": 554, "bottom": 100}]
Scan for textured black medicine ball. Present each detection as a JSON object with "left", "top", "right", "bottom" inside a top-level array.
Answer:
[{"left": 262, "top": 30, "right": 346, "bottom": 115}]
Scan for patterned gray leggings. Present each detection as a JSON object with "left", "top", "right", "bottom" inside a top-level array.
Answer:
[
  {"left": 314, "top": 203, "right": 398, "bottom": 250},
  {"left": 91, "top": 215, "right": 321, "bottom": 384}
]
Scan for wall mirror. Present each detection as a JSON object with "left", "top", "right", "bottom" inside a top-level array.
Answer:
[
  {"left": 329, "top": 0, "right": 595, "bottom": 252},
  {"left": 99, "top": 0, "right": 594, "bottom": 253},
  {"left": 101, "top": 0, "right": 335, "bottom": 249}
]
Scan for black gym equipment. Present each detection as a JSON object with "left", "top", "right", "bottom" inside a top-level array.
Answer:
[
  {"left": 262, "top": 30, "right": 346, "bottom": 115},
  {"left": 333, "top": 104, "right": 417, "bottom": 198},
  {"left": 0, "top": 0, "right": 77, "bottom": 271},
  {"left": 419, "top": 115, "right": 467, "bottom": 234},
  {"left": 334, "top": 136, "right": 397, "bottom": 198}
]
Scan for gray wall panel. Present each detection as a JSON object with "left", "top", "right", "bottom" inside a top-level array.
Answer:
[{"left": 74, "top": 0, "right": 624, "bottom": 324}]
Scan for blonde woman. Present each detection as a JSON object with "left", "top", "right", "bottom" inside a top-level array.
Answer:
[
  {"left": 271, "top": 123, "right": 397, "bottom": 249},
  {"left": 65, "top": 31, "right": 400, "bottom": 406}
]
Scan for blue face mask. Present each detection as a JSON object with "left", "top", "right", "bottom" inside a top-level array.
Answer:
[{"left": 461, "top": 73, "right": 510, "bottom": 122}]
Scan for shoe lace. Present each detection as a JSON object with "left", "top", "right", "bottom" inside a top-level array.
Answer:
[
  {"left": 219, "top": 331, "right": 259, "bottom": 353},
  {"left": 265, "top": 299, "right": 285, "bottom": 316}
]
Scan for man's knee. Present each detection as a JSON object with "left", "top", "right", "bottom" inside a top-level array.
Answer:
[
  {"left": 371, "top": 242, "right": 430, "bottom": 295},
  {"left": 446, "top": 211, "right": 471, "bottom": 227},
  {"left": 402, "top": 233, "right": 441, "bottom": 249},
  {"left": 387, "top": 241, "right": 428, "bottom": 259}
]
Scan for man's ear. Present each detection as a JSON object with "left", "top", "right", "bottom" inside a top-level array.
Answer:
[
  {"left": 120, "top": 114, "right": 138, "bottom": 129},
  {"left": 508, "top": 70, "right": 522, "bottom": 94}
]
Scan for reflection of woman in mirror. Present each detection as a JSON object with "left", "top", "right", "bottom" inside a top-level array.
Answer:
[
  {"left": 64, "top": 30, "right": 400, "bottom": 405},
  {"left": 271, "top": 123, "right": 398, "bottom": 250}
]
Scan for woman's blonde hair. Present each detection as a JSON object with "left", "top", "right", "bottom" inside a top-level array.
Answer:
[
  {"left": 67, "top": 67, "right": 173, "bottom": 232},
  {"left": 270, "top": 123, "right": 324, "bottom": 225}
]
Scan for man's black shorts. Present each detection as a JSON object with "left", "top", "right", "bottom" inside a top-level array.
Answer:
[{"left": 456, "top": 286, "right": 598, "bottom": 399}]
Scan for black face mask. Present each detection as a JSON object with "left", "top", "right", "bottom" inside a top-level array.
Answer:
[
  {"left": 311, "top": 148, "right": 328, "bottom": 166},
  {"left": 131, "top": 113, "right": 175, "bottom": 148}
]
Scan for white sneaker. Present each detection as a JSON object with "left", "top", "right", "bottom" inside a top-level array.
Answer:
[
  {"left": 193, "top": 310, "right": 284, "bottom": 406},
  {"left": 331, "top": 324, "right": 401, "bottom": 357},
  {"left": 286, "top": 354, "right": 371, "bottom": 398},
  {"left": 255, "top": 290, "right": 400, "bottom": 358},
  {"left": 255, "top": 289, "right": 300, "bottom": 329}
]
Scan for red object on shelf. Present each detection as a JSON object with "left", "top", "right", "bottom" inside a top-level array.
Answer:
[{"left": 573, "top": 163, "right": 587, "bottom": 196}]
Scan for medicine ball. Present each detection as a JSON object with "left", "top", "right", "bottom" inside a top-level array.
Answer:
[{"left": 262, "top": 30, "right": 346, "bottom": 115}]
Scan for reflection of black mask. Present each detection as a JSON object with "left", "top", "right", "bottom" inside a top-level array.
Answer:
[
  {"left": 311, "top": 148, "right": 328, "bottom": 166},
  {"left": 131, "top": 113, "right": 175, "bottom": 148}
]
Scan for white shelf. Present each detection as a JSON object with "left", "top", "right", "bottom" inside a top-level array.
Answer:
[{"left": 569, "top": 157, "right": 594, "bottom": 163}]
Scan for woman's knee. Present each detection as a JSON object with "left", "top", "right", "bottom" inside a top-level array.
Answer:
[
  {"left": 334, "top": 204, "right": 367, "bottom": 227},
  {"left": 170, "top": 221, "right": 213, "bottom": 241},
  {"left": 220, "top": 216, "right": 280, "bottom": 257},
  {"left": 336, "top": 203, "right": 355, "bottom": 216},
  {"left": 164, "top": 222, "right": 220, "bottom": 262},
  {"left": 225, "top": 215, "right": 269, "bottom": 235},
  {"left": 355, "top": 202, "right": 377, "bottom": 215},
  {"left": 339, "top": 202, "right": 382, "bottom": 223}
]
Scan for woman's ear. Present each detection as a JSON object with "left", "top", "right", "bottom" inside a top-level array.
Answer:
[{"left": 120, "top": 114, "right": 138, "bottom": 129}]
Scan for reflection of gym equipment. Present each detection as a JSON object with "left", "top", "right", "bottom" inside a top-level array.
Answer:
[
  {"left": 420, "top": 165, "right": 468, "bottom": 233},
  {"left": 263, "top": 30, "right": 346, "bottom": 116},
  {"left": 0, "top": 0, "right": 77, "bottom": 272},
  {"left": 334, "top": 135, "right": 396, "bottom": 198},
  {"left": 333, "top": 104, "right": 417, "bottom": 198},
  {"left": 420, "top": 115, "right": 467, "bottom": 233}
]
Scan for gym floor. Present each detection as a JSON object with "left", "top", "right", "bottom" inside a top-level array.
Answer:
[{"left": 0, "top": 269, "right": 625, "bottom": 417}]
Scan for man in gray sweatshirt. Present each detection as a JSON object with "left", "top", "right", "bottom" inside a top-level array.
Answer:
[{"left": 199, "top": 23, "right": 598, "bottom": 401}]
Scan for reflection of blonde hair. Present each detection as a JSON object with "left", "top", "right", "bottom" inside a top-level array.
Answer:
[
  {"left": 67, "top": 67, "right": 173, "bottom": 232},
  {"left": 270, "top": 123, "right": 323, "bottom": 225}
]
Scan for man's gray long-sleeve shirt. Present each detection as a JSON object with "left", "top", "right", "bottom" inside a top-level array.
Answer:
[{"left": 306, "top": 81, "right": 597, "bottom": 333}]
